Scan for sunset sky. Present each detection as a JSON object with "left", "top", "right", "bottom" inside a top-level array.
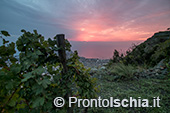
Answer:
[{"left": 0, "top": 0, "right": 170, "bottom": 58}]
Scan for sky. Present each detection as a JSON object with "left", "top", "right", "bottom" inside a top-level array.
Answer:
[{"left": 0, "top": 0, "right": 170, "bottom": 58}]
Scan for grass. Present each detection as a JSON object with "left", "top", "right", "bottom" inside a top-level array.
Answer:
[
  {"left": 108, "top": 63, "right": 136, "bottom": 81},
  {"left": 87, "top": 69, "right": 170, "bottom": 113}
]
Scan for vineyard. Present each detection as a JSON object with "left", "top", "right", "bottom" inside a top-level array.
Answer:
[{"left": 0, "top": 30, "right": 98, "bottom": 113}]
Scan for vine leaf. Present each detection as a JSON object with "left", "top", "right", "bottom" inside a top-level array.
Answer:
[
  {"left": 38, "top": 79, "right": 51, "bottom": 88},
  {"left": 32, "top": 85, "right": 44, "bottom": 95},
  {"left": 32, "top": 97, "right": 45, "bottom": 108},
  {"left": 21, "top": 73, "right": 33, "bottom": 82},
  {"left": 3, "top": 39, "right": 9, "bottom": 44},
  {"left": 1, "top": 31, "right": 10, "bottom": 36}
]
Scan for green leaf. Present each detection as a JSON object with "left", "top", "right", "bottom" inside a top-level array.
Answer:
[
  {"left": 5, "top": 81, "right": 13, "bottom": 90},
  {"left": 3, "top": 39, "right": 9, "bottom": 44},
  {"left": 48, "top": 38, "right": 55, "bottom": 46},
  {"left": 32, "top": 97, "right": 45, "bottom": 108},
  {"left": 38, "top": 78, "right": 51, "bottom": 88},
  {"left": 10, "top": 64, "right": 21, "bottom": 75},
  {"left": 21, "top": 72, "right": 33, "bottom": 82},
  {"left": 32, "top": 85, "right": 43, "bottom": 95},
  {"left": 35, "top": 50, "right": 43, "bottom": 55},
  {"left": 33, "top": 66, "right": 45, "bottom": 75},
  {"left": 40, "top": 36, "right": 44, "bottom": 42},
  {"left": 53, "top": 47, "right": 60, "bottom": 51},
  {"left": 22, "top": 60, "right": 32, "bottom": 70},
  {"left": 42, "top": 79, "right": 51, "bottom": 88},
  {"left": 1, "top": 30, "right": 10, "bottom": 36},
  {"left": 33, "top": 30, "right": 38, "bottom": 35},
  {"left": 21, "top": 29, "right": 26, "bottom": 33}
]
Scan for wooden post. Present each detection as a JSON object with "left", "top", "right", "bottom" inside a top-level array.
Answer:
[
  {"left": 56, "top": 34, "right": 68, "bottom": 73},
  {"left": 56, "top": 34, "right": 73, "bottom": 113}
]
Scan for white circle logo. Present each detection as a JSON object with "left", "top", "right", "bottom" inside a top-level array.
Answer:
[{"left": 53, "top": 97, "right": 65, "bottom": 107}]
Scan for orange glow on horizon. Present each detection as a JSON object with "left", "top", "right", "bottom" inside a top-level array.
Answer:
[
  {"left": 70, "top": 24, "right": 152, "bottom": 42},
  {"left": 63, "top": 8, "right": 168, "bottom": 42},
  {"left": 68, "top": 17, "right": 154, "bottom": 42}
]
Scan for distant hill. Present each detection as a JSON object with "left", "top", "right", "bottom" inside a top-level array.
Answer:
[{"left": 122, "top": 30, "right": 170, "bottom": 67}]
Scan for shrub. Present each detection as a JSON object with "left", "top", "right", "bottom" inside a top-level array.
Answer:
[
  {"left": 166, "top": 60, "right": 170, "bottom": 80},
  {"left": 109, "top": 63, "right": 136, "bottom": 81},
  {"left": 151, "top": 38, "right": 170, "bottom": 66}
]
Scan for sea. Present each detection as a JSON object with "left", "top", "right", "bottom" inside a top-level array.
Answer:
[{"left": 70, "top": 41, "right": 143, "bottom": 59}]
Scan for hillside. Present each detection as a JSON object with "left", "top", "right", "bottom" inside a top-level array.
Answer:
[
  {"left": 80, "top": 30, "right": 170, "bottom": 69},
  {"left": 88, "top": 30, "right": 170, "bottom": 112},
  {"left": 121, "top": 30, "right": 170, "bottom": 67}
]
